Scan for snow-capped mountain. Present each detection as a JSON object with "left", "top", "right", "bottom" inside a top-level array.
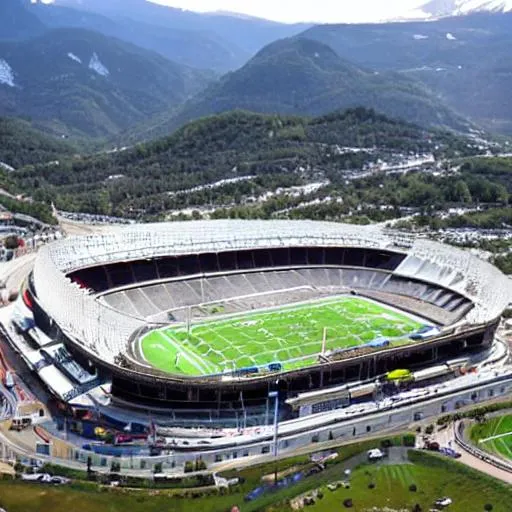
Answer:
[{"left": 418, "top": 0, "right": 512, "bottom": 18}]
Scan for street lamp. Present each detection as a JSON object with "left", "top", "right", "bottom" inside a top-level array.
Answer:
[
  {"left": 268, "top": 387, "right": 280, "bottom": 484},
  {"left": 268, "top": 390, "right": 279, "bottom": 457}
]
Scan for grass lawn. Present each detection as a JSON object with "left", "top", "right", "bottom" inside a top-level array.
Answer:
[
  {"left": 140, "top": 296, "right": 422, "bottom": 376},
  {"left": 1, "top": 450, "right": 511, "bottom": 512},
  {"left": 303, "top": 457, "right": 512, "bottom": 512},
  {"left": 470, "top": 414, "right": 512, "bottom": 461}
]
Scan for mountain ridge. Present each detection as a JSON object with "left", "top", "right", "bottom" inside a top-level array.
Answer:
[
  {"left": 302, "top": 13, "right": 512, "bottom": 133},
  {"left": 0, "top": 27, "right": 213, "bottom": 138},
  {"left": 130, "top": 37, "right": 471, "bottom": 142},
  {"left": 0, "top": 0, "right": 46, "bottom": 40},
  {"left": 416, "top": 0, "right": 512, "bottom": 19},
  {"left": 49, "top": 0, "right": 311, "bottom": 71}
]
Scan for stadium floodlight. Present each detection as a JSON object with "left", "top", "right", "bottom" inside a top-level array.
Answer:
[
  {"left": 268, "top": 390, "right": 279, "bottom": 454},
  {"left": 268, "top": 388, "right": 280, "bottom": 484}
]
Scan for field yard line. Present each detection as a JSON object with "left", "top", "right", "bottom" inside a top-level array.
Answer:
[
  {"left": 160, "top": 331, "right": 212, "bottom": 375},
  {"left": 497, "top": 438, "right": 512, "bottom": 459},
  {"left": 174, "top": 296, "right": 378, "bottom": 331},
  {"left": 174, "top": 296, "right": 420, "bottom": 337},
  {"left": 479, "top": 429, "right": 512, "bottom": 444}
]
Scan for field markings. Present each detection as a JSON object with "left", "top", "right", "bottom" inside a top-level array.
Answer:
[
  {"left": 479, "top": 417, "right": 512, "bottom": 444},
  {"left": 495, "top": 438, "right": 512, "bottom": 459},
  {"left": 159, "top": 331, "right": 214, "bottom": 375},
  {"left": 141, "top": 295, "right": 423, "bottom": 376}
]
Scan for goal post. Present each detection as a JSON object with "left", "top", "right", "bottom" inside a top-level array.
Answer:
[{"left": 186, "top": 306, "right": 191, "bottom": 334}]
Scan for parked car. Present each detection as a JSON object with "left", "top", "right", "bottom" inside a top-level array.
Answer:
[
  {"left": 21, "top": 473, "right": 70, "bottom": 485},
  {"left": 367, "top": 448, "right": 384, "bottom": 460},
  {"left": 49, "top": 476, "right": 71, "bottom": 485},
  {"left": 21, "top": 473, "right": 51, "bottom": 483},
  {"left": 435, "top": 497, "right": 453, "bottom": 508},
  {"left": 439, "top": 447, "right": 461, "bottom": 459}
]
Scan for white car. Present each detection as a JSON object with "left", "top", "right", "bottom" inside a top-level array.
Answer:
[
  {"left": 367, "top": 448, "right": 384, "bottom": 460},
  {"left": 21, "top": 473, "right": 51, "bottom": 483},
  {"left": 435, "top": 497, "right": 453, "bottom": 508}
]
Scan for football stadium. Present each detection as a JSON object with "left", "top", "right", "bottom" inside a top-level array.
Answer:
[{"left": 10, "top": 220, "right": 510, "bottom": 427}]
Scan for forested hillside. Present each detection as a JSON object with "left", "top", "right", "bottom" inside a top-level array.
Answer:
[
  {"left": 9, "top": 108, "right": 479, "bottom": 218},
  {"left": 0, "top": 117, "right": 74, "bottom": 169}
]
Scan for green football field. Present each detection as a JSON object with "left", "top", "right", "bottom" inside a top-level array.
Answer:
[
  {"left": 139, "top": 296, "right": 423, "bottom": 376},
  {"left": 471, "top": 414, "right": 512, "bottom": 461}
]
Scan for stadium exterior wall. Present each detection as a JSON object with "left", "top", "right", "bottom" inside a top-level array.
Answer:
[{"left": 25, "top": 271, "right": 498, "bottom": 412}]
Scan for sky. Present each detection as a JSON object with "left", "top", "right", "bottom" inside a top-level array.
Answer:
[{"left": 149, "top": 0, "right": 428, "bottom": 24}]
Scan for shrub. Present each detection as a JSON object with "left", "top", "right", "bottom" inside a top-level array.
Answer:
[
  {"left": 403, "top": 434, "right": 416, "bottom": 447},
  {"left": 184, "top": 461, "right": 194, "bottom": 473},
  {"left": 13, "top": 461, "right": 24, "bottom": 475},
  {"left": 484, "top": 504, "right": 493, "bottom": 511},
  {"left": 195, "top": 459, "right": 207, "bottom": 471},
  {"left": 437, "top": 415, "right": 452, "bottom": 426},
  {"left": 4, "top": 235, "right": 20, "bottom": 250},
  {"left": 368, "top": 482, "right": 375, "bottom": 489},
  {"left": 153, "top": 463, "right": 162, "bottom": 474},
  {"left": 41, "top": 463, "right": 89, "bottom": 480},
  {"left": 409, "top": 484, "right": 417, "bottom": 492},
  {"left": 425, "top": 424, "right": 434, "bottom": 435}
]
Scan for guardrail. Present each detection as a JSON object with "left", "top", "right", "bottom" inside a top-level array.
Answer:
[{"left": 454, "top": 420, "right": 512, "bottom": 474}]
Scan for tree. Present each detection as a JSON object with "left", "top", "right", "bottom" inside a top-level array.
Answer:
[
  {"left": 4, "top": 235, "right": 20, "bottom": 250},
  {"left": 454, "top": 180, "right": 472, "bottom": 204}
]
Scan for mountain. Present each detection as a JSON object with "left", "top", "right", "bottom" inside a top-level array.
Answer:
[
  {"left": 140, "top": 38, "right": 470, "bottom": 141},
  {"left": 302, "top": 14, "right": 512, "bottom": 133},
  {"left": 0, "top": 117, "right": 74, "bottom": 169},
  {"left": 0, "top": 0, "right": 46, "bottom": 41},
  {"left": 30, "top": 2, "right": 245, "bottom": 72},
  {"left": 49, "top": 0, "right": 310, "bottom": 71},
  {"left": 0, "top": 28, "right": 213, "bottom": 138},
  {"left": 418, "top": 0, "right": 512, "bottom": 18}
]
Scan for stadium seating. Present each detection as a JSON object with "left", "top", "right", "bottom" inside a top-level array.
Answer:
[{"left": 101, "top": 264, "right": 472, "bottom": 327}]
